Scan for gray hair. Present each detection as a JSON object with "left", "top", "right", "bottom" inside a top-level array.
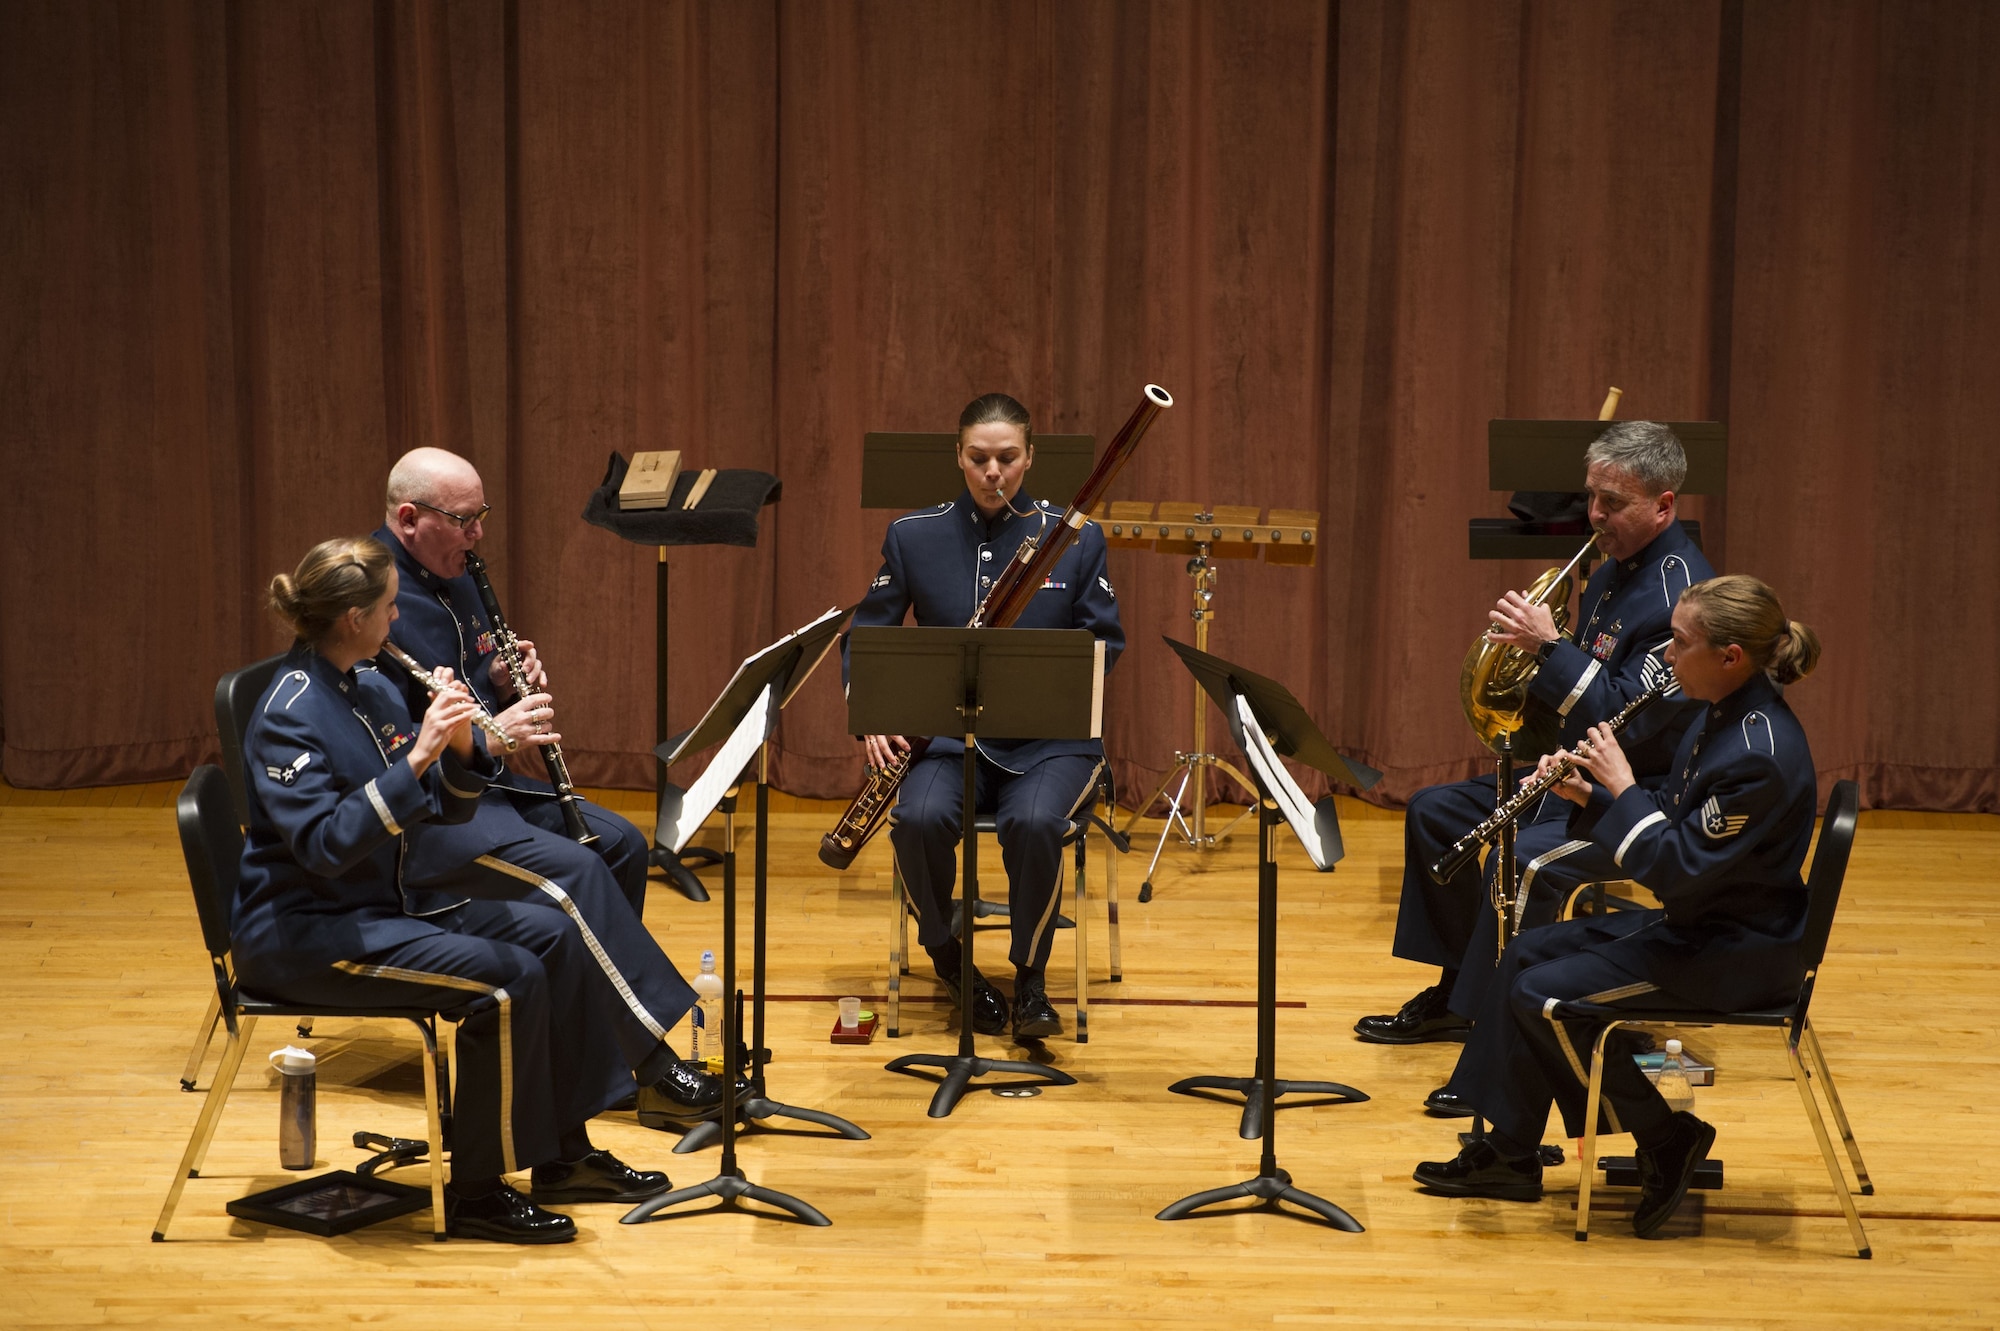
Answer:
[{"left": 1584, "top": 421, "right": 1686, "bottom": 496}]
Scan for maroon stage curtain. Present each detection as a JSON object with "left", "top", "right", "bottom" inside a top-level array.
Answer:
[{"left": 3, "top": 0, "right": 1995, "bottom": 812}]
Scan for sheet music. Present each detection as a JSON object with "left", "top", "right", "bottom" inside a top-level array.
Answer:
[
  {"left": 1234, "top": 693, "right": 1338, "bottom": 871},
  {"left": 778, "top": 605, "right": 848, "bottom": 708},
  {"left": 666, "top": 605, "right": 843, "bottom": 765},
  {"left": 661, "top": 682, "right": 775, "bottom": 854}
]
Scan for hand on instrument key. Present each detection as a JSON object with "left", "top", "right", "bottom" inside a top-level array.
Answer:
[
  {"left": 1565, "top": 722, "right": 1635, "bottom": 800},
  {"left": 1533, "top": 750, "right": 1594, "bottom": 807},
  {"left": 861, "top": 733, "right": 910, "bottom": 773},
  {"left": 495, "top": 690, "right": 563, "bottom": 749},
  {"left": 1487, "top": 590, "right": 1559, "bottom": 652},
  {"left": 489, "top": 637, "right": 548, "bottom": 696}
]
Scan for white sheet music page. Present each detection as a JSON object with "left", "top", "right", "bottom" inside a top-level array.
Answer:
[
  {"left": 664, "top": 682, "right": 776, "bottom": 854},
  {"left": 1233, "top": 693, "right": 1336, "bottom": 871}
]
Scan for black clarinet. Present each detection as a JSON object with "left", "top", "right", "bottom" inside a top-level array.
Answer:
[
  {"left": 463, "top": 551, "right": 598, "bottom": 846},
  {"left": 1427, "top": 679, "right": 1671, "bottom": 885}
]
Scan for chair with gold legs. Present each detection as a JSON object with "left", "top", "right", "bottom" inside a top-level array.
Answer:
[
  {"left": 155, "top": 765, "right": 452, "bottom": 1241},
  {"left": 1554, "top": 780, "right": 1872, "bottom": 1257}
]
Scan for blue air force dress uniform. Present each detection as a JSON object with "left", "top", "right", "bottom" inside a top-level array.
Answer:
[
  {"left": 372, "top": 525, "right": 652, "bottom": 909},
  {"left": 1453, "top": 672, "right": 1819, "bottom": 1149},
  {"left": 846, "top": 489, "right": 1123, "bottom": 974},
  {"left": 231, "top": 647, "right": 633, "bottom": 1182},
  {"left": 371, "top": 527, "right": 697, "bottom": 1073},
  {"left": 1393, "top": 524, "right": 1714, "bottom": 999}
]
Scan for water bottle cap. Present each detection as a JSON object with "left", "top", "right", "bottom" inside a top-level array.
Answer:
[
  {"left": 701, "top": 949, "right": 716, "bottom": 969},
  {"left": 269, "top": 1045, "right": 316, "bottom": 1074},
  {"left": 1664, "top": 1038, "right": 1683, "bottom": 1056}
]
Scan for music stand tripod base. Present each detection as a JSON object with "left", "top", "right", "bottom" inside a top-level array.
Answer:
[
  {"left": 622, "top": 1167, "right": 829, "bottom": 1227},
  {"left": 674, "top": 1094, "right": 872, "bottom": 1153},
  {"left": 1156, "top": 1166, "right": 1363, "bottom": 1230},
  {"left": 1166, "top": 1075, "right": 1368, "bottom": 1141},
  {"left": 648, "top": 843, "right": 715, "bottom": 903}
]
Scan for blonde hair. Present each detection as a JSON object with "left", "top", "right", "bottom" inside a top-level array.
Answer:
[
  {"left": 1679, "top": 575, "right": 1821, "bottom": 685},
  {"left": 268, "top": 537, "right": 394, "bottom": 645}
]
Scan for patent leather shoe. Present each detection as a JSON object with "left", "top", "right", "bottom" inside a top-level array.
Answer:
[
  {"left": 1632, "top": 1111, "right": 1717, "bottom": 1238},
  {"left": 1423, "top": 1085, "right": 1475, "bottom": 1118},
  {"left": 1010, "top": 972, "right": 1062, "bottom": 1041},
  {"left": 634, "top": 1060, "right": 725, "bottom": 1129},
  {"left": 445, "top": 1182, "right": 576, "bottom": 1244},
  {"left": 938, "top": 964, "right": 1008, "bottom": 1036},
  {"left": 1412, "top": 1138, "right": 1544, "bottom": 1201},
  {"left": 1354, "top": 984, "right": 1471, "bottom": 1044},
  {"left": 531, "top": 1149, "right": 670, "bottom": 1204}
]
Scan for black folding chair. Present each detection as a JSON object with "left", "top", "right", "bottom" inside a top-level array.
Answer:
[
  {"left": 1556, "top": 779, "right": 1873, "bottom": 1256},
  {"left": 153, "top": 765, "right": 452, "bottom": 1241},
  {"left": 179, "top": 654, "right": 288, "bottom": 1091}
]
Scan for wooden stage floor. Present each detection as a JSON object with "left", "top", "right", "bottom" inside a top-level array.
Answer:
[{"left": 2, "top": 783, "right": 1996, "bottom": 1328}]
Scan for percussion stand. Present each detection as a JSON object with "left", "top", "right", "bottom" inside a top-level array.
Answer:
[{"left": 1121, "top": 535, "right": 1259, "bottom": 902}]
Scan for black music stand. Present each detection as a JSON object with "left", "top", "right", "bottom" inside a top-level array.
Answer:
[
  {"left": 1156, "top": 638, "right": 1377, "bottom": 1230},
  {"left": 582, "top": 454, "right": 782, "bottom": 902},
  {"left": 847, "top": 626, "right": 1103, "bottom": 1118},
  {"left": 667, "top": 607, "right": 874, "bottom": 1155},
  {"left": 1469, "top": 418, "right": 1724, "bottom": 561},
  {"left": 620, "top": 609, "right": 857, "bottom": 1228}
]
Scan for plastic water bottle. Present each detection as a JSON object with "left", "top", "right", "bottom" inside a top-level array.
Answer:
[
  {"left": 1656, "top": 1038, "right": 1697, "bottom": 1115},
  {"left": 690, "top": 950, "right": 724, "bottom": 1072},
  {"left": 269, "top": 1045, "right": 317, "bottom": 1169}
]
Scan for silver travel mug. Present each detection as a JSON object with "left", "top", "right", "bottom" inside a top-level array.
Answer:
[{"left": 270, "top": 1045, "right": 317, "bottom": 1170}]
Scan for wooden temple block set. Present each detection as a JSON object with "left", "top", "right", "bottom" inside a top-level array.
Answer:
[{"left": 1092, "top": 502, "right": 1319, "bottom": 566}]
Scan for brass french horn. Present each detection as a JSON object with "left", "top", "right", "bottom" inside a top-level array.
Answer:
[{"left": 1459, "top": 532, "right": 1597, "bottom": 756}]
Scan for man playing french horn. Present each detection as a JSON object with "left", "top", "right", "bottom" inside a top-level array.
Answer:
[{"left": 1355, "top": 423, "right": 1714, "bottom": 1114}]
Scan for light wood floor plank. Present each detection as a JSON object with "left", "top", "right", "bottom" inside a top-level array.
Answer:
[{"left": 0, "top": 796, "right": 1995, "bottom": 1327}]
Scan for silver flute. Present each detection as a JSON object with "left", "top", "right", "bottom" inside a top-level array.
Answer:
[{"left": 379, "top": 642, "right": 520, "bottom": 751}]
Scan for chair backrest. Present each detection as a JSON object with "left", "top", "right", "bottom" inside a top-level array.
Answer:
[
  {"left": 178, "top": 764, "right": 247, "bottom": 970},
  {"left": 1799, "top": 779, "right": 1861, "bottom": 972},
  {"left": 214, "top": 653, "right": 288, "bottom": 826}
]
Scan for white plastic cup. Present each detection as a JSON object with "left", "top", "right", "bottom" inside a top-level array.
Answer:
[{"left": 838, "top": 996, "right": 861, "bottom": 1031}]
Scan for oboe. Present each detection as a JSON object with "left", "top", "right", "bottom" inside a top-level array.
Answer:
[
  {"left": 379, "top": 641, "right": 519, "bottom": 752},
  {"left": 1427, "top": 678, "right": 1671, "bottom": 885},
  {"left": 462, "top": 551, "right": 598, "bottom": 845}
]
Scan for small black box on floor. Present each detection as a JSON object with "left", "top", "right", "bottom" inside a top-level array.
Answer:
[
  {"left": 1599, "top": 1155, "right": 1725, "bottom": 1190},
  {"left": 226, "top": 1169, "right": 430, "bottom": 1236}
]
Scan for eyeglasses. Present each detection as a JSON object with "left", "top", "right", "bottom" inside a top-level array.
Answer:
[{"left": 411, "top": 499, "right": 491, "bottom": 531}]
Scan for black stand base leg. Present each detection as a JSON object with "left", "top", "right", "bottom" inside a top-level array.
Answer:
[
  {"left": 886, "top": 1053, "right": 1078, "bottom": 1120},
  {"left": 649, "top": 844, "right": 713, "bottom": 902},
  {"left": 620, "top": 1168, "right": 830, "bottom": 1227},
  {"left": 1167, "top": 1075, "right": 1370, "bottom": 1140},
  {"left": 672, "top": 1095, "right": 872, "bottom": 1154},
  {"left": 1156, "top": 1167, "right": 1363, "bottom": 1231}
]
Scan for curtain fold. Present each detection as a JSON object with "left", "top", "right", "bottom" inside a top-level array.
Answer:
[{"left": 3, "top": 0, "right": 1994, "bottom": 811}]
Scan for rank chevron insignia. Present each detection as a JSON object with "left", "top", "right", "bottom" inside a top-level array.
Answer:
[{"left": 1699, "top": 795, "right": 1749, "bottom": 839}]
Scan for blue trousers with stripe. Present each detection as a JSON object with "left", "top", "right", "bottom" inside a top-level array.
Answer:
[
  {"left": 1452, "top": 912, "right": 1693, "bottom": 1149},
  {"left": 419, "top": 825, "right": 700, "bottom": 1072},
  {"left": 233, "top": 899, "right": 629, "bottom": 1183},
  {"left": 891, "top": 751, "right": 1098, "bottom": 973}
]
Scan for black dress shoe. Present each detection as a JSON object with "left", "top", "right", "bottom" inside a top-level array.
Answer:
[
  {"left": 1412, "top": 1138, "right": 1544, "bottom": 1201},
  {"left": 531, "top": 1149, "right": 671, "bottom": 1203},
  {"left": 1423, "top": 1085, "right": 1475, "bottom": 1118},
  {"left": 1354, "top": 984, "right": 1471, "bottom": 1044},
  {"left": 634, "top": 1060, "right": 725, "bottom": 1129},
  {"left": 1011, "top": 972, "right": 1062, "bottom": 1041},
  {"left": 445, "top": 1182, "right": 576, "bottom": 1244},
  {"left": 938, "top": 965, "right": 1009, "bottom": 1036},
  {"left": 1632, "top": 1111, "right": 1718, "bottom": 1238}
]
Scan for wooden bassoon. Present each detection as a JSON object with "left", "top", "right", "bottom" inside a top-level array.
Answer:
[{"left": 817, "top": 384, "right": 1173, "bottom": 869}]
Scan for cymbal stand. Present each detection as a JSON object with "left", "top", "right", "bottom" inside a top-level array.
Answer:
[{"left": 1120, "top": 534, "right": 1260, "bottom": 902}]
